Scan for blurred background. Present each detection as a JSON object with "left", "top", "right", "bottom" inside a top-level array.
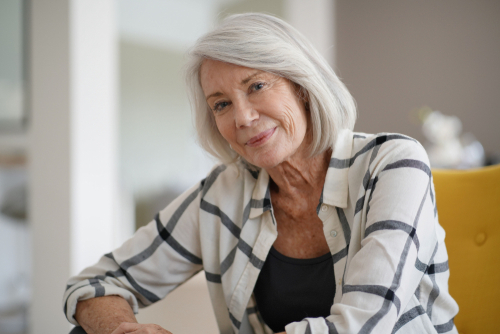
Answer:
[{"left": 0, "top": 0, "right": 498, "bottom": 333}]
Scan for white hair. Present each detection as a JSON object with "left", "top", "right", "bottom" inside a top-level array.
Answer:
[{"left": 185, "top": 13, "right": 356, "bottom": 164}]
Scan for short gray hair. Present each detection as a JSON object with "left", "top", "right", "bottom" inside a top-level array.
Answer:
[{"left": 185, "top": 13, "right": 356, "bottom": 164}]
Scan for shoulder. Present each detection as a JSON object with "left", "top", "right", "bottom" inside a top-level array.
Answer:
[
  {"left": 351, "top": 132, "right": 430, "bottom": 170},
  {"left": 352, "top": 131, "right": 422, "bottom": 152}
]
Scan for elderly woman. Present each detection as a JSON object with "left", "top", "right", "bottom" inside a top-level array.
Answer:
[{"left": 64, "top": 13, "right": 458, "bottom": 334}]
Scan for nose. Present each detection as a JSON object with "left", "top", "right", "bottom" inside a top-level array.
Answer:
[{"left": 233, "top": 99, "right": 259, "bottom": 128}]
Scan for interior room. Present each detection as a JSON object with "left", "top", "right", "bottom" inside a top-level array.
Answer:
[{"left": 0, "top": 0, "right": 498, "bottom": 333}]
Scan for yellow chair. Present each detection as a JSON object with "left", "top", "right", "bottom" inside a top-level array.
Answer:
[{"left": 432, "top": 164, "right": 500, "bottom": 334}]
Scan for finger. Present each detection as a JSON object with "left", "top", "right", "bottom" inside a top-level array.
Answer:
[
  {"left": 110, "top": 322, "right": 142, "bottom": 334},
  {"left": 111, "top": 323, "right": 173, "bottom": 334},
  {"left": 143, "top": 324, "right": 173, "bottom": 334}
]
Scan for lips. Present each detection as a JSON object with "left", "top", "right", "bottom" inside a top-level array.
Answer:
[{"left": 246, "top": 127, "right": 276, "bottom": 147}]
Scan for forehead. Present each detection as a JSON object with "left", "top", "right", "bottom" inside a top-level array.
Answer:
[{"left": 200, "top": 59, "right": 275, "bottom": 93}]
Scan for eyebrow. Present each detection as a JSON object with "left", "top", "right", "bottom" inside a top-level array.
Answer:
[
  {"left": 241, "top": 71, "right": 262, "bottom": 84},
  {"left": 205, "top": 71, "right": 263, "bottom": 101},
  {"left": 205, "top": 92, "right": 223, "bottom": 101}
]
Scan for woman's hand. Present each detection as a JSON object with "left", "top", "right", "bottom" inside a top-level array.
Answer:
[{"left": 111, "top": 323, "right": 173, "bottom": 334}]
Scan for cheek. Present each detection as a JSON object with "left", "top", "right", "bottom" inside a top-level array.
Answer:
[
  {"left": 279, "top": 103, "right": 307, "bottom": 139},
  {"left": 215, "top": 116, "right": 235, "bottom": 143}
]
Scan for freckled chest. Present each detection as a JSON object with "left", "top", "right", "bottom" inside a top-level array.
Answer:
[{"left": 271, "top": 189, "right": 330, "bottom": 259}]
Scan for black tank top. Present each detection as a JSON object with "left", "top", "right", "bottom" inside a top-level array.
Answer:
[{"left": 253, "top": 246, "right": 335, "bottom": 333}]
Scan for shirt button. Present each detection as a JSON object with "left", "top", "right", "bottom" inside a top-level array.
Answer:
[
  {"left": 321, "top": 205, "right": 328, "bottom": 212},
  {"left": 330, "top": 230, "right": 338, "bottom": 237}
]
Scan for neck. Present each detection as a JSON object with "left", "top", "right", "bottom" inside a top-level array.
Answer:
[{"left": 266, "top": 147, "right": 332, "bottom": 197}]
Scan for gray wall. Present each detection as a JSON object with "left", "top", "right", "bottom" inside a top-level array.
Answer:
[{"left": 336, "top": 0, "right": 500, "bottom": 155}]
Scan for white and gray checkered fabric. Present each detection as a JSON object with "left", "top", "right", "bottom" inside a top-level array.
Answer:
[{"left": 63, "top": 129, "right": 458, "bottom": 334}]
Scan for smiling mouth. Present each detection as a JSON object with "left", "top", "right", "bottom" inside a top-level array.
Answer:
[{"left": 246, "top": 127, "right": 277, "bottom": 147}]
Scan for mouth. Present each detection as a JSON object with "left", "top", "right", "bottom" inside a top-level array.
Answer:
[{"left": 246, "top": 127, "right": 277, "bottom": 147}]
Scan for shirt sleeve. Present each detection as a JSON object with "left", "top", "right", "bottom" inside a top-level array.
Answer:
[
  {"left": 62, "top": 181, "right": 204, "bottom": 325},
  {"left": 285, "top": 139, "right": 442, "bottom": 334}
]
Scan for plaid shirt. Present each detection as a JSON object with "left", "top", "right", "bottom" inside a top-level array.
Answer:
[{"left": 64, "top": 129, "right": 458, "bottom": 334}]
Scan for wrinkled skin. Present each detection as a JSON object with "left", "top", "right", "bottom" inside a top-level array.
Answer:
[{"left": 200, "top": 59, "right": 309, "bottom": 170}]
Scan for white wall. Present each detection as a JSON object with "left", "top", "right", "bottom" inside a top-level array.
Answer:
[
  {"left": 29, "top": 1, "right": 72, "bottom": 330},
  {"left": 29, "top": 1, "right": 121, "bottom": 332}
]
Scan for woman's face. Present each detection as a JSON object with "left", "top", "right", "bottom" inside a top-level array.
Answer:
[{"left": 200, "top": 59, "right": 309, "bottom": 169}]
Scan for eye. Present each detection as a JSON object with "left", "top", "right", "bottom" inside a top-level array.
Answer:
[
  {"left": 213, "top": 101, "right": 231, "bottom": 113},
  {"left": 250, "top": 82, "right": 265, "bottom": 92}
]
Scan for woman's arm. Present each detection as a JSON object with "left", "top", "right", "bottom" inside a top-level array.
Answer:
[
  {"left": 75, "top": 296, "right": 137, "bottom": 334},
  {"left": 64, "top": 180, "right": 206, "bottom": 328},
  {"left": 75, "top": 296, "right": 175, "bottom": 334}
]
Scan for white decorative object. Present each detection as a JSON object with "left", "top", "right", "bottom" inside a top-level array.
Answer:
[{"left": 421, "top": 110, "right": 485, "bottom": 169}]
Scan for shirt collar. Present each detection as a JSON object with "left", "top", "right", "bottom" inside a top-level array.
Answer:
[
  {"left": 248, "top": 128, "right": 353, "bottom": 218},
  {"left": 249, "top": 168, "right": 272, "bottom": 219},
  {"left": 322, "top": 128, "right": 353, "bottom": 208}
]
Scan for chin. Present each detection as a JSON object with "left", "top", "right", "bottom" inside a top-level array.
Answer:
[
  {"left": 252, "top": 160, "right": 280, "bottom": 170},
  {"left": 246, "top": 149, "right": 286, "bottom": 170}
]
